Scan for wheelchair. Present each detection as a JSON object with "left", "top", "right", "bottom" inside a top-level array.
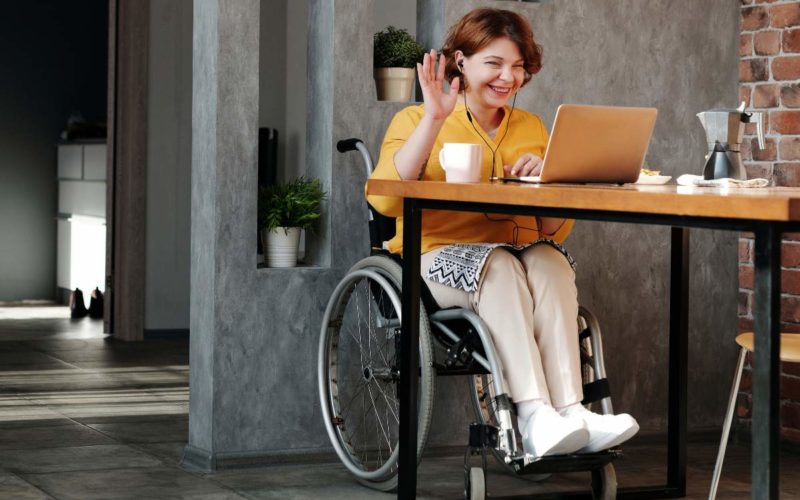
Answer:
[{"left": 318, "top": 139, "right": 621, "bottom": 499}]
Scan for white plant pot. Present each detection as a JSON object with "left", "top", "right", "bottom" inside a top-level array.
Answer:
[
  {"left": 374, "top": 67, "right": 416, "bottom": 102},
  {"left": 263, "top": 227, "right": 301, "bottom": 268}
]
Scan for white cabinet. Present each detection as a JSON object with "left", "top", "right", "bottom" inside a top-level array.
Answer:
[
  {"left": 58, "top": 181, "right": 106, "bottom": 218},
  {"left": 56, "top": 143, "right": 107, "bottom": 181},
  {"left": 57, "top": 145, "right": 83, "bottom": 179},
  {"left": 57, "top": 142, "right": 107, "bottom": 217},
  {"left": 56, "top": 142, "right": 107, "bottom": 293},
  {"left": 83, "top": 144, "right": 107, "bottom": 180},
  {"left": 56, "top": 219, "right": 72, "bottom": 289}
]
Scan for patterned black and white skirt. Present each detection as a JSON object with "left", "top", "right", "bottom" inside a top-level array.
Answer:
[{"left": 425, "top": 239, "right": 576, "bottom": 293}]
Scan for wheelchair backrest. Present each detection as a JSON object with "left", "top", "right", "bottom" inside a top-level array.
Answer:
[{"left": 337, "top": 138, "right": 396, "bottom": 251}]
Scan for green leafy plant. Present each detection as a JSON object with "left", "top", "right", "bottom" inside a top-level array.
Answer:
[
  {"left": 373, "top": 26, "right": 425, "bottom": 68},
  {"left": 258, "top": 177, "right": 326, "bottom": 233}
]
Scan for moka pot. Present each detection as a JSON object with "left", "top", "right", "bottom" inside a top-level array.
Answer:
[{"left": 696, "top": 102, "right": 765, "bottom": 180}]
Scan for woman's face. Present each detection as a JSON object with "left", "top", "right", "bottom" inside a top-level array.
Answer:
[{"left": 458, "top": 37, "right": 526, "bottom": 110}]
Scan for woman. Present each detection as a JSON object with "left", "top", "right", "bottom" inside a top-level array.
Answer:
[{"left": 367, "top": 8, "right": 638, "bottom": 459}]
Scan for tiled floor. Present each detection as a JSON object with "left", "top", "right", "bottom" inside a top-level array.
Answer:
[{"left": 0, "top": 306, "right": 798, "bottom": 499}]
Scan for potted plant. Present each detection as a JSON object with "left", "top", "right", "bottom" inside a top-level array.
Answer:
[
  {"left": 258, "top": 177, "right": 326, "bottom": 268},
  {"left": 373, "top": 26, "right": 425, "bottom": 102}
]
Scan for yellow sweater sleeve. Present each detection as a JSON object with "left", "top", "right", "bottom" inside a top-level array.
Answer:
[{"left": 365, "top": 106, "right": 423, "bottom": 218}]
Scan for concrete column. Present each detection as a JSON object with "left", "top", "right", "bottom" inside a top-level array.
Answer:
[
  {"left": 183, "top": 0, "right": 260, "bottom": 470},
  {"left": 416, "top": 0, "right": 444, "bottom": 52}
]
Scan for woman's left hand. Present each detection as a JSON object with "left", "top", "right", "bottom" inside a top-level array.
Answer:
[{"left": 504, "top": 153, "right": 543, "bottom": 177}]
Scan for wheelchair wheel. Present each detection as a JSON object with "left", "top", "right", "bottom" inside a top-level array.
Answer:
[
  {"left": 318, "top": 255, "right": 435, "bottom": 492},
  {"left": 466, "top": 467, "right": 486, "bottom": 500},
  {"left": 470, "top": 373, "right": 550, "bottom": 482},
  {"left": 591, "top": 463, "right": 617, "bottom": 500}
]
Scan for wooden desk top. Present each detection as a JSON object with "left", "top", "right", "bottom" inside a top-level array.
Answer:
[{"left": 366, "top": 179, "right": 800, "bottom": 222}]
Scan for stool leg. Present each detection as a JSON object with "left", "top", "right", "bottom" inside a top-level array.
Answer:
[{"left": 709, "top": 347, "right": 747, "bottom": 500}]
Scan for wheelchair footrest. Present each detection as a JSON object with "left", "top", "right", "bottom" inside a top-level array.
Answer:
[{"left": 512, "top": 449, "right": 621, "bottom": 475}]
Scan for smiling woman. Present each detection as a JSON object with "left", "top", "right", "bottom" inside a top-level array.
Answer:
[{"left": 366, "top": 6, "right": 640, "bottom": 463}]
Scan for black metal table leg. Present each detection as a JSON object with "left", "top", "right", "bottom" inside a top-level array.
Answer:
[
  {"left": 667, "top": 227, "right": 689, "bottom": 496},
  {"left": 752, "top": 225, "right": 781, "bottom": 500},
  {"left": 399, "top": 199, "right": 422, "bottom": 500}
]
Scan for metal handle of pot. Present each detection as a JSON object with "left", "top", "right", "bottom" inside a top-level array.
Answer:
[{"left": 755, "top": 112, "right": 765, "bottom": 150}]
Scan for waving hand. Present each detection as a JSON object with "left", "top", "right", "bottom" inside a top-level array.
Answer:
[{"left": 417, "top": 49, "right": 460, "bottom": 121}]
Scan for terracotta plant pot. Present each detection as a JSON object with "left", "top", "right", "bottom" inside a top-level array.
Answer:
[
  {"left": 262, "top": 227, "right": 301, "bottom": 268},
  {"left": 374, "top": 67, "right": 416, "bottom": 102}
]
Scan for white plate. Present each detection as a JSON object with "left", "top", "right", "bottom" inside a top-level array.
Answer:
[{"left": 635, "top": 175, "right": 672, "bottom": 185}]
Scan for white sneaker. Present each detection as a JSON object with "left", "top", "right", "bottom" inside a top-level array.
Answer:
[
  {"left": 561, "top": 405, "right": 639, "bottom": 453},
  {"left": 520, "top": 404, "right": 590, "bottom": 458}
]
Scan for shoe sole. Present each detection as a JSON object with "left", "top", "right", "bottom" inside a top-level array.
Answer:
[
  {"left": 580, "top": 421, "right": 640, "bottom": 453},
  {"left": 539, "top": 428, "right": 590, "bottom": 457},
  {"left": 603, "top": 421, "right": 640, "bottom": 450}
]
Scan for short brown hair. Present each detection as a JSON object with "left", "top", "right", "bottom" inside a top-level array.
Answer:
[{"left": 441, "top": 8, "right": 542, "bottom": 88}]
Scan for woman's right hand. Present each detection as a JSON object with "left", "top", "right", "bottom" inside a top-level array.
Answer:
[{"left": 417, "top": 49, "right": 460, "bottom": 122}]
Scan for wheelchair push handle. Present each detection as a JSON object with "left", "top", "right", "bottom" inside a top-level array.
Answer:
[
  {"left": 336, "top": 137, "right": 375, "bottom": 177},
  {"left": 336, "top": 138, "right": 362, "bottom": 153},
  {"left": 336, "top": 137, "right": 392, "bottom": 250}
]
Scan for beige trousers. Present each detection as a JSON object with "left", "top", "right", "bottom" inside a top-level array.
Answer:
[{"left": 421, "top": 244, "right": 583, "bottom": 407}]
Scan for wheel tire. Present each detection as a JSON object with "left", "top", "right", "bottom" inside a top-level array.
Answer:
[
  {"left": 591, "top": 464, "right": 617, "bottom": 500},
  {"left": 466, "top": 467, "right": 486, "bottom": 500},
  {"left": 318, "top": 255, "right": 435, "bottom": 492}
]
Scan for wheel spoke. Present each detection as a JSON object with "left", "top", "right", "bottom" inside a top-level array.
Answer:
[
  {"left": 371, "top": 378, "right": 399, "bottom": 422},
  {"left": 337, "top": 381, "right": 368, "bottom": 421},
  {"left": 341, "top": 392, "right": 374, "bottom": 452},
  {"left": 322, "top": 265, "right": 432, "bottom": 481},
  {"left": 367, "top": 383, "right": 392, "bottom": 452}
]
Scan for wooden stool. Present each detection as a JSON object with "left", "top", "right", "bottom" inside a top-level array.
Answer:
[{"left": 709, "top": 333, "right": 800, "bottom": 499}]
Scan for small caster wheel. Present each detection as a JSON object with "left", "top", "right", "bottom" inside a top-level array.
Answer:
[
  {"left": 591, "top": 463, "right": 617, "bottom": 500},
  {"left": 465, "top": 466, "right": 485, "bottom": 500}
]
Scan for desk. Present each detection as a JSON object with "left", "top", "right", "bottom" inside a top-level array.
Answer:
[{"left": 365, "top": 180, "right": 800, "bottom": 500}]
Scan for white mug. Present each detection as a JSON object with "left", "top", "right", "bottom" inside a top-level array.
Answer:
[{"left": 438, "top": 143, "right": 483, "bottom": 183}]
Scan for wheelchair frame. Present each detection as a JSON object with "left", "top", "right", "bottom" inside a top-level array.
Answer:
[{"left": 318, "top": 139, "right": 621, "bottom": 499}]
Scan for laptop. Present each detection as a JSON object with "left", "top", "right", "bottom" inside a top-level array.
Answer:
[{"left": 505, "top": 104, "right": 658, "bottom": 184}]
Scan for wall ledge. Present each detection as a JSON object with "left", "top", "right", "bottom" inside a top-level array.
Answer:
[
  {"left": 181, "top": 444, "right": 337, "bottom": 472},
  {"left": 256, "top": 264, "right": 330, "bottom": 274}
]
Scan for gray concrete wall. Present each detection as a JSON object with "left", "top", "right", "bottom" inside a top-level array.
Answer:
[
  {"left": 374, "top": 0, "right": 417, "bottom": 36},
  {"left": 186, "top": 0, "right": 740, "bottom": 467},
  {"left": 0, "top": 1, "right": 107, "bottom": 302},
  {"left": 145, "top": 0, "right": 193, "bottom": 330}
]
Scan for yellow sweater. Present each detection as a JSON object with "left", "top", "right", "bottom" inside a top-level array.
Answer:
[{"left": 366, "top": 103, "right": 574, "bottom": 255}]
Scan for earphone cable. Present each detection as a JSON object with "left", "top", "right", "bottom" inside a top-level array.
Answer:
[
  {"left": 463, "top": 85, "right": 516, "bottom": 174},
  {"left": 459, "top": 71, "right": 527, "bottom": 243}
]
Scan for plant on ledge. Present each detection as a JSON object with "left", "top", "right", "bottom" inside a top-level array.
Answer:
[
  {"left": 258, "top": 177, "right": 326, "bottom": 268},
  {"left": 373, "top": 26, "right": 425, "bottom": 102}
]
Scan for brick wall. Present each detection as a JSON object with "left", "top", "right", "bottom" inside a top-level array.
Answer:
[{"left": 738, "top": 0, "right": 800, "bottom": 443}]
